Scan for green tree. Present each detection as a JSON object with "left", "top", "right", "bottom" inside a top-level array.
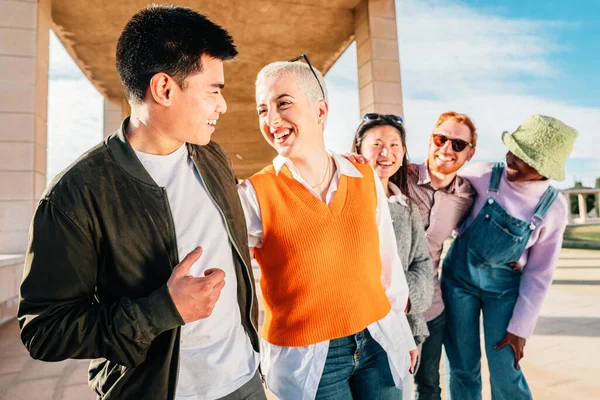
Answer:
[{"left": 568, "top": 181, "right": 597, "bottom": 217}]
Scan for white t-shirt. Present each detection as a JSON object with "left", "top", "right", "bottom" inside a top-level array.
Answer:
[{"left": 135, "top": 144, "right": 259, "bottom": 400}]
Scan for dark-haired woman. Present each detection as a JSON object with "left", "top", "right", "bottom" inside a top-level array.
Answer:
[{"left": 353, "top": 114, "right": 434, "bottom": 398}]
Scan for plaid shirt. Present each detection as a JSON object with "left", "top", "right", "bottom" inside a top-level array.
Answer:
[{"left": 408, "top": 162, "right": 475, "bottom": 321}]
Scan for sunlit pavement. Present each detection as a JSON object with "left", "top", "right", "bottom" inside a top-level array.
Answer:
[
  {"left": 1, "top": 248, "right": 599, "bottom": 399},
  {"left": 497, "top": 248, "right": 600, "bottom": 399}
]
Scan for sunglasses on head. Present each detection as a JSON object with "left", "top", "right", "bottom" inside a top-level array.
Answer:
[
  {"left": 363, "top": 113, "right": 404, "bottom": 125},
  {"left": 289, "top": 54, "right": 325, "bottom": 100},
  {"left": 431, "top": 134, "right": 473, "bottom": 152}
]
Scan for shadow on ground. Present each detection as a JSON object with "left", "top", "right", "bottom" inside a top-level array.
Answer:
[{"left": 534, "top": 316, "right": 600, "bottom": 337}]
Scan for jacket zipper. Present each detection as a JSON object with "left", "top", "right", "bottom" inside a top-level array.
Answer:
[
  {"left": 161, "top": 187, "right": 181, "bottom": 400},
  {"left": 191, "top": 166, "right": 260, "bottom": 341},
  {"left": 259, "top": 364, "right": 268, "bottom": 389}
]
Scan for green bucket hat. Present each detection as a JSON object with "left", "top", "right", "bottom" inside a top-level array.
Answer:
[{"left": 501, "top": 114, "right": 578, "bottom": 181}]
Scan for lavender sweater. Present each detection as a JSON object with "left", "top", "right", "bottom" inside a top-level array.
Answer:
[{"left": 459, "top": 162, "right": 569, "bottom": 338}]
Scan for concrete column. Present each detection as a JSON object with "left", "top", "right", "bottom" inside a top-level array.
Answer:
[
  {"left": 564, "top": 193, "right": 572, "bottom": 224},
  {"left": 103, "top": 97, "right": 122, "bottom": 138},
  {"left": 121, "top": 97, "right": 131, "bottom": 119},
  {"left": 0, "top": 0, "right": 52, "bottom": 254},
  {"left": 354, "top": 0, "right": 404, "bottom": 117},
  {"left": 103, "top": 97, "right": 130, "bottom": 138},
  {"left": 578, "top": 193, "right": 587, "bottom": 223}
]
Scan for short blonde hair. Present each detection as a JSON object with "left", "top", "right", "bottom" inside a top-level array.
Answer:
[
  {"left": 255, "top": 61, "right": 328, "bottom": 104},
  {"left": 433, "top": 111, "right": 478, "bottom": 147}
]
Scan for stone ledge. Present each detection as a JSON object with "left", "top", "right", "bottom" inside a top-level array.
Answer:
[
  {"left": 0, "top": 298, "right": 18, "bottom": 327},
  {"left": 0, "top": 254, "right": 24, "bottom": 327},
  {"left": 0, "top": 254, "right": 25, "bottom": 268}
]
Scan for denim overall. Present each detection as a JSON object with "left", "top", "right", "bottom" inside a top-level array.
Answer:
[{"left": 440, "top": 163, "right": 558, "bottom": 400}]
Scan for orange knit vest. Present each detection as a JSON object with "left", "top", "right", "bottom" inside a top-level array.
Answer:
[{"left": 249, "top": 162, "right": 392, "bottom": 347}]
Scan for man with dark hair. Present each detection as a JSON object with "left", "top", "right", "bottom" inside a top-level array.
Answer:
[{"left": 18, "top": 5, "right": 265, "bottom": 399}]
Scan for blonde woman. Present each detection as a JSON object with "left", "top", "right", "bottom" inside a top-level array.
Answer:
[{"left": 238, "top": 58, "right": 417, "bottom": 399}]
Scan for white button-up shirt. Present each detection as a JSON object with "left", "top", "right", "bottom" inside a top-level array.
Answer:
[{"left": 238, "top": 153, "right": 417, "bottom": 400}]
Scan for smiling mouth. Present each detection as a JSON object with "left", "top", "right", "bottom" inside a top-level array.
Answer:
[
  {"left": 207, "top": 119, "right": 218, "bottom": 127},
  {"left": 377, "top": 161, "right": 393, "bottom": 167},
  {"left": 436, "top": 154, "right": 455, "bottom": 162},
  {"left": 272, "top": 129, "right": 292, "bottom": 143}
]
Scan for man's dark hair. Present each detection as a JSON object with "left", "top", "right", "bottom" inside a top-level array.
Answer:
[{"left": 116, "top": 5, "right": 237, "bottom": 103}]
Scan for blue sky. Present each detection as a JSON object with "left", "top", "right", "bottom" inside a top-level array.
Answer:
[
  {"left": 48, "top": 0, "right": 599, "bottom": 189},
  {"left": 462, "top": 0, "right": 600, "bottom": 107},
  {"left": 322, "top": 0, "right": 600, "bottom": 189}
]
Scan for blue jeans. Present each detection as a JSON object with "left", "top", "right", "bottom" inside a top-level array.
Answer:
[
  {"left": 442, "top": 268, "right": 531, "bottom": 400},
  {"left": 316, "top": 329, "right": 401, "bottom": 399},
  {"left": 414, "top": 312, "right": 445, "bottom": 400},
  {"left": 440, "top": 163, "right": 555, "bottom": 400},
  {"left": 439, "top": 164, "right": 545, "bottom": 400}
]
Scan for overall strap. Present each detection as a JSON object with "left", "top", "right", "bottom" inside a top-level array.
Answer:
[
  {"left": 531, "top": 186, "right": 559, "bottom": 226},
  {"left": 488, "top": 162, "right": 504, "bottom": 194}
]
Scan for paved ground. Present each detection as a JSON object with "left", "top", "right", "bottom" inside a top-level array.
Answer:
[
  {"left": 508, "top": 248, "right": 600, "bottom": 399},
  {"left": 1, "top": 247, "right": 599, "bottom": 399}
]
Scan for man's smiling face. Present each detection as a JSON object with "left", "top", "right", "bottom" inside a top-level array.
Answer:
[
  {"left": 169, "top": 55, "right": 228, "bottom": 146},
  {"left": 427, "top": 120, "right": 475, "bottom": 175}
]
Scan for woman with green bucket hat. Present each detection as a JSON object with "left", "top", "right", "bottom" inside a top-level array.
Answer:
[{"left": 440, "top": 114, "right": 578, "bottom": 399}]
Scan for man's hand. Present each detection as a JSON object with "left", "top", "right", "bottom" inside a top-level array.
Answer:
[
  {"left": 508, "top": 262, "right": 524, "bottom": 271},
  {"left": 494, "top": 332, "right": 526, "bottom": 370},
  {"left": 166, "top": 246, "right": 226, "bottom": 323},
  {"left": 341, "top": 153, "right": 368, "bottom": 164},
  {"left": 409, "top": 348, "right": 418, "bottom": 374}
]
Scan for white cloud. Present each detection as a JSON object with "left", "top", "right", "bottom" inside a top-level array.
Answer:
[
  {"left": 323, "top": 45, "right": 361, "bottom": 154},
  {"left": 397, "top": 0, "right": 566, "bottom": 85},
  {"left": 49, "top": 31, "right": 86, "bottom": 80},
  {"left": 403, "top": 94, "right": 600, "bottom": 160},
  {"left": 47, "top": 31, "right": 103, "bottom": 183},
  {"left": 324, "top": 0, "right": 598, "bottom": 189}
]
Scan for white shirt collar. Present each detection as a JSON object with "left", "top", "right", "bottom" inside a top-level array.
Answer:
[
  {"left": 387, "top": 181, "right": 408, "bottom": 206},
  {"left": 272, "top": 152, "right": 364, "bottom": 179}
]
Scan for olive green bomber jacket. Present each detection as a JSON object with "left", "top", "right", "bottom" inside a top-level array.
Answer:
[{"left": 17, "top": 118, "right": 259, "bottom": 399}]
